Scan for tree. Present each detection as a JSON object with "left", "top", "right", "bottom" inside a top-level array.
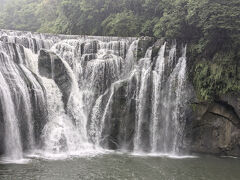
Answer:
[
  {"left": 0, "top": 0, "right": 41, "bottom": 31},
  {"left": 102, "top": 11, "right": 141, "bottom": 37},
  {"left": 187, "top": 0, "right": 240, "bottom": 57}
]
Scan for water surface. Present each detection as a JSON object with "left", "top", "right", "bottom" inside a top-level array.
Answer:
[{"left": 0, "top": 153, "right": 240, "bottom": 180}]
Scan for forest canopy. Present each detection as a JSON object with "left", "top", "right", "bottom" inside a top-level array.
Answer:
[{"left": 0, "top": 0, "right": 239, "bottom": 39}]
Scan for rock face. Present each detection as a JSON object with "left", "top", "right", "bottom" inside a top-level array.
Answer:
[
  {"left": 38, "top": 49, "right": 72, "bottom": 107},
  {"left": 185, "top": 98, "right": 240, "bottom": 156}
]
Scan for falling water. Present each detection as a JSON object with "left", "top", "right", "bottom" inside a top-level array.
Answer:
[
  {"left": 167, "top": 45, "right": 187, "bottom": 153},
  {"left": 41, "top": 77, "right": 86, "bottom": 155},
  {"left": 151, "top": 43, "right": 167, "bottom": 152},
  {"left": 150, "top": 43, "right": 187, "bottom": 154},
  {"left": 0, "top": 70, "right": 23, "bottom": 160},
  {"left": 0, "top": 29, "right": 189, "bottom": 161},
  {"left": 0, "top": 46, "right": 35, "bottom": 152},
  {"left": 134, "top": 47, "right": 152, "bottom": 152},
  {"left": 59, "top": 56, "right": 90, "bottom": 148}
]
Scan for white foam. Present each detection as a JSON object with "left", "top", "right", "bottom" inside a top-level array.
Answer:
[
  {"left": 130, "top": 152, "right": 198, "bottom": 159},
  {"left": 0, "top": 157, "right": 31, "bottom": 164}
]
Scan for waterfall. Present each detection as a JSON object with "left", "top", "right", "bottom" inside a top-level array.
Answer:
[
  {"left": 151, "top": 43, "right": 167, "bottom": 152},
  {"left": 59, "top": 56, "right": 90, "bottom": 149},
  {"left": 0, "top": 29, "right": 189, "bottom": 161},
  {"left": 150, "top": 43, "right": 187, "bottom": 154},
  {"left": 134, "top": 47, "right": 152, "bottom": 152},
  {"left": 0, "top": 47, "right": 35, "bottom": 151},
  {"left": 89, "top": 94, "right": 104, "bottom": 146},
  {"left": 41, "top": 77, "right": 86, "bottom": 154},
  {"left": 166, "top": 45, "right": 187, "bottom": 153},
  {"left": 0, "top": 70, "right": 23, "bottom": 160},
  {"left": 0, "top": 42, "right": 46, "bottom": 161},
  {"left": 132, "top": 42, "right": 188, "bottom": 154}
]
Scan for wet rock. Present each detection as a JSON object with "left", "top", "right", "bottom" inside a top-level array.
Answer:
[
  {"left": 100, "top": 74, "right": 138, "bottom": 150},
  {"left": 27, "top": 73, "right": 48, "bottom": 146},
  {"left": 38, "top": 49, "right": 72, "bottom": 107}
]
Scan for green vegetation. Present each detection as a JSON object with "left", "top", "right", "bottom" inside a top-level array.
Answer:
[
  {"left": 0, "top": 0, "right": 239, "bottom": 100},
  {"left": 194, "top": 59, "right": 240, "bottom": 100}
]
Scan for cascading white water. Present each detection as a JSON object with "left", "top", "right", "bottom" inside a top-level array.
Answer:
[
  {"left": 150, "top": 43, "right": 187, "bottom": 154},
  {"left": 0, "top": 30, "right": 54, "bottom": 53},
  {"left": 166, "top": 45, "right": 187, "bottom": 154},
  {"left": 59, "top": 57, "right": 90, "bottom": 148},
  {"left": 87, "top": 40, "right": 139, "bottom": 148},
  {"left": 151, "top": 43, "right": 167, "bottom": 152},
  {"left": 41, "top": 77, "right": 87, "bottom": 155},
  {"left": 89, "top": 94, "right": 104, "bottom": 146},
  {"left": 122, "top": 40, "right": 138, "bottom": 77},
  {"left": 134, "top": 47, "right": 152, "bottom": 152},
  {"left": 0, "top": 70, "right": 23, "bottom": 160},
  {"left": 0, "top": 48, "right": 35, "bottom": 151},
  {"left": 23, "top": 47, "right": 39, "bottom": 73},
  {"left": 23, "top": 45, "right": 94, "bottom": 156},
  {"left": 131, "top": 42, "right": 188, "bottom": 155},
  {"left": 0, "top": 29, "right": 189, "bottom": 161}
]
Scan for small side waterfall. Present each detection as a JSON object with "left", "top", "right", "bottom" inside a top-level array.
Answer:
[
  {"left": 0, "top": 29, "right": 190, "bottom": 162},
  {"left": 0, "top": 70, "right": 23, "bottom": 160}
]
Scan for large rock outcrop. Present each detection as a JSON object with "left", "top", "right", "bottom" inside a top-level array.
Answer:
[{"left": 185, "top": 98, "right": 240, "bottom": 156}]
